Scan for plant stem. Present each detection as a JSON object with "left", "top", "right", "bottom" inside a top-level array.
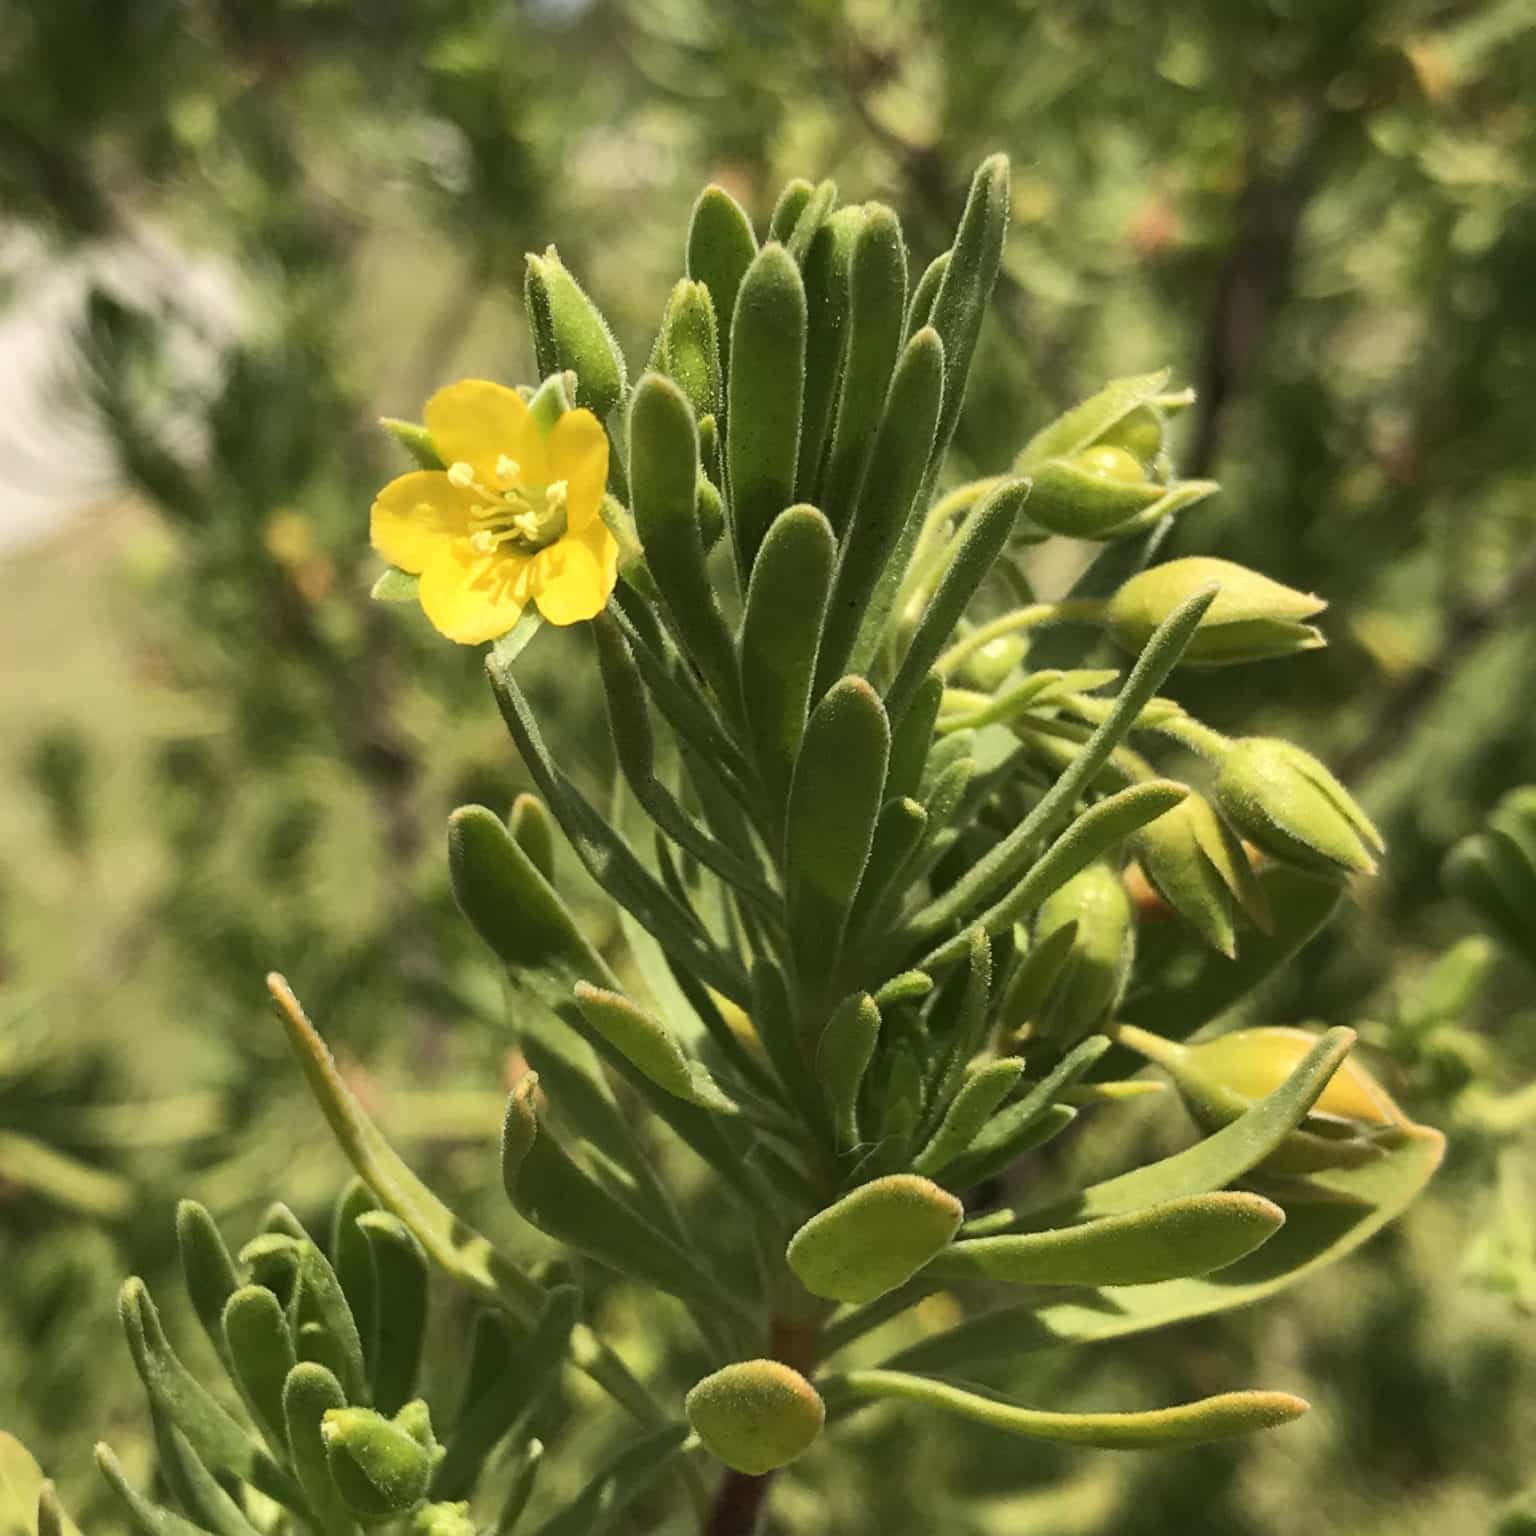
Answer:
[{"left": 935, "top": 598, "right": 1106, "bottom": 676}]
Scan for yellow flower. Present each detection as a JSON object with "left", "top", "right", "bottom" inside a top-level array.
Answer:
[{"left": 371, "top": 379, "right": 618, "bottom": 643}]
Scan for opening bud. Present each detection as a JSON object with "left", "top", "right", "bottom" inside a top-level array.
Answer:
[
  {"left": 1028, "top": 862, "right": 1135, "bottom": 1045},
  {"left": 685, "top": 1360, "right": 826, "bottom": 1475},
  {"left": 1108, "top": 557, "right": 1325, "bottom": 667},
  {"left": 1214, "top": 738, "right": 1383, "bottom": 879},
  {"left": 322, "top": 1402, "right": 441, "bottom": 1521}
]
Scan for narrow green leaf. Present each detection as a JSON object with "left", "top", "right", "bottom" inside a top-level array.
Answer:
[
  {"left": 912, "top": 1058, "right": 1026, "bottom": 1177},
  {"left": 885, "top": 479, "right": 1029, "bottom": 727},
  {"left": 834, "top": 1371, "right": 1306, "bottom": 1449},
  {"left": 35, "top": 1481, "right": 75, "bottom": 1536},
  {"left": 785, "top": 677, "right": 891, "bottom": 987},
  {"left": 686, "top": 185, "right": 758, "bottom": 376},
  {"left": 628, "top": 374, "right": 738, "bottom": 707},
  {"left": 815, "top": 992, "right": 881, "bottom": 1149},
  {"left": 785, "top": 178, "right": 837, "bottom": 264},
  {"left": 484, "top": 663, "right": 747, "bottom": 1003},
  {"left": 919, "top": 780, "right": 1188, "bottom": 970},
  {"left": 797, "top": 206, "right": 865, "bottom": 501},
  {"left": 118, "top": 1278, "right": 301, "bottom": 1510},
  {"left": 330, "top": 1182, "right": 379, "bottom": 1394},
  {"left": 283, "top": 1364, "right": 357, "bottom": 1536},
  {"left": 222, "top": 1286, "right": 297, "bottom": 1452},
  {"left": 433, "top": 1288, "right": 578, "bottom": 1501},
  {"left": 739, "top": 504, "right": 837, "bottom": 819},
  {"left": 818, "top": 327, "right": 944, "bottom": 689},
  {"left": 931, "top": 1192, "right": 1284, "bottom": 1285},
  {"left": 727, "top": 244, "right": 806, "bottom": 577},
  {"left": 148, "top": 1405, "right": 262, "bottom": 1536},
  {"left": 494, "top": 1440, "right": 543, "bottom": 1536},
  {"left": 905, "top": 251, "right": 949, "bottom": 337},
  {"left": 573, "top": 983, "right": 739, "bottom": 1113},
  {"left": 652, "top": 278, "right": 721, "bottom": 422},
  {"left": 530, "top": 1426, "right": 689, "bottom": 1536},
  {"left": 265, "top": 975, "right": 545, "bottom": 1324},
  {"left": 176, "top": 1201, "right": 240, "bottom": 1373},
  {"left": 768, "top": 179, "right": 813, "bottom": 241},
  {"left": 846, "top": 797, "right": 927, "bottom": 941},
  {"left": 285, "top": 1236, "right": 368, "bottom": 1406},
  {"left": 94, "top": 1445, "right": 220, "bottom": 1536},
  {"left": 821, "top": 205, "right": 909, "bottom": 537},
  {"left": 508, "top": 794, "right": 556, "bottom": 885},
  {"left": 910, "top": 585, "right": 1217, "bottom": 942},
  {"left": 355, "top": 1214, "right": 428, "bottom": 1417},
  {"left": 886, "top": 672, "right": 943, "bottom": 803},
  {"left": 890, "top": 1125, "right": 1443, "bottom": 1375}
]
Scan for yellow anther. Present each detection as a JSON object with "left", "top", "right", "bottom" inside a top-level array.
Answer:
[
  {"left": 495, "top": 455, "right": 522, "bottom": 484},
  {"left": 469, "top": 529, "right": 498, "bottom": 555},
  {"left": 447, "top": 461, "right": 477, "bottom": 489}
]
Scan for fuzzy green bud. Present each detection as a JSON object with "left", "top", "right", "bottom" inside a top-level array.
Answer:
[
  {"left": 1030, "top": 862, "right": 1135, "bottom": 1044},
  {"left": 1119, "top": 1024, "right": 1407, "bottom": 1174},
  {"left": 1108, "top": 558, "right": 1325, "bottom": 667},
  {"left": 685, "top": 1361, "right": 826, "bottom": 1475},
  {"left": 410, "top": 1504, "right": 476, "bottom": 1536},
  {"left": 1131, "top": 792, "right": 1269, "bottom": 957},
  {"left": 322, "top": 1403, "right": 440, "bottom": 1521},
  {"left": 1094, "top": 402, "right": 1164, "bottom": 464},
  {"left": 1214, "top": 737, "right": 1383, "bottom": 879}
]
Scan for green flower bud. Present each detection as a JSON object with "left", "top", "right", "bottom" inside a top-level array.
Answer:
[
  {"left": 1093, "top": 402, "right": 1164, "bottom": 465},
  {"left": 1030, "top": 862, "right": 1135, "bottom": 1044},
  {"left": 1131, "top": 792, "right": 1270, "bottom": 957},
  {"left": 1120, "top": 1024, "right": 1407, "bottom": 1175},
  {"left": 1214, "top": 738, "right": 1383, "bottom": 879},
  {"left": 322, "top": 1403, "right": 440, "bottom": 1522},
  {"left": 961, "top": 633, "right": 1027, "bottom": 690},
  {"left": 1074, "top": 444, "right": 1147, "bottom": 483},
  {"left": 1107, "top": 558, "right": 1325, "bottom": 667},
  {"left": 410, "top": 1504, "right": 476, "bottom": 1536},
  {"left": 685, "top": 1361, "right": 826, "bottom": 1475}
]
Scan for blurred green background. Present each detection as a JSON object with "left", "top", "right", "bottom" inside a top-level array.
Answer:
[{"left": 4, "top": 1, "right": 1536, "bottom": 1532}]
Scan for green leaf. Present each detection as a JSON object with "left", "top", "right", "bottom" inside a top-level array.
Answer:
[
  {"left": 832, "top": 1371, "right": 1306, "bottom": 1449},
  {"left": 523, "top": 248, "right": 627, "bottom": 423},
  {"left": 627, "top": 374, "right": 738, "bottom": 707},
  {"left": 925, "top": 155, "right": 1010, "bottom": 475},
  {"left": 651, "top": 278, "right": 721, "bottom": 422},
  {"left": 176, "top": 1201, "right": 240, "bottom": 1373},
  {"left": 433, "top": 1289, "right": 577, "bottom": 1501},
  {"left": 818, "top": 327, "right": 945, "bottom": 688},
  {"left": 355, "top": 1214, "right": 428, "bottom": 1417},
  {"left": 573, "top": 983, "right": 739, "bottom": 1113},
  {"left": 966, "top": 1027, "right": 1358, "bottom": 1234},
  {"left": 118, "top": 1278, "right": 302, "bottom": 1511},
  {"left": 222, "top": 1286, "right": 297, "bottom": 1452},
  {"left": 885, "top": 479, "right": 1029, "bottom": 727},
  {"left": 912, "top": 1058, "right": 1026, "bottom": 1177},
  {"left": 508, "top": 793, "right": 557, "bottom": 884},
  {"left": 785, "top": 178, "right": 837, "bottom": 264},
  {"left": 921, "top": 782, "right": 1186, "bottom": 972},
  {"left": 686, "top": 185, "right": 758, "bottom": 376},
  {"left": 494, "top": 1441, "right": 543, "bottom": 1536},
  {"left": 786, "top": 1174, "right": 962, "bottom": 1303},
  {"left": 2, "top": 1438, "right": 73, "bottom": 1536},
  {"left": 282, "top": 1234, "right": 369, "bottom": 1406},
  {"left": 0, "top": 1129, "right": 133, "bottom": 1218},
  {"left": 331, "top": 1183, "right": 380, "bottom": 1395},
  {"left": 484, "top": 664, "right": 747, "bottom": 1003},
  {"left": 265, "top": 975, "right": 545, "bottom": 1324},
  {"left": 768, "top": 179, "right": 814, "bottom": 243},
  {"left": 910, "top": 585, "right": 1217, "bottom": 941},
  {"left": 283, "top": 1364, "right": 357, "bottom": 1536},
  {"left": 931, "top": 1192, "right": 1283, "bottom": 1285},
  {"left": 148, "top": 1404, "right": 262, "bottom": 1536},
  {"left": 785, "top": 677, "right": 891, "bottom": 987},
  {"left": 726, "top": 245, "right": 807, "bottom": 580},
  {"left": 445, "top": 808, "right": 763, "bottom": 1207},
  {"left": 529, "top": 1426, "right": 689, "bottom": 1536},
  {"left": 738, "top": 504, "right": 837, "bottom": 819},
  {"left": 846, "top": 797, "right": 927, "bottom": 941},
  {"left": 815, "top": 992, "right": 882, "bottom": 1149},
  {"left": 797, "top": 205, "right": 865, "bottom": 502},
  {"left": 890, "top": 1124, "right": 1443, "bottom": 1377},
  {"left": 35, "top": 1481, "right": 76, "bottom": 1536},
  {"left": 886, "top": 672, "right": 943, "bottom": 803},
  {"left": 821, "top": 204, "right": 909, "bottom": 537},
  {"left": 905, "top": 250, "right": 949, "bottom": 337},
  {"left": 504, "top": 1078, "right": 749, "bottom": 1322},
  {"left": 94, "top": 1444, "right": 219, "bottom": 1536}
]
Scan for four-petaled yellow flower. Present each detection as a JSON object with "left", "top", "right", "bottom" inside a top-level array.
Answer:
[{"left": 371, "top": 379, "right": 618, "bottom": 643}]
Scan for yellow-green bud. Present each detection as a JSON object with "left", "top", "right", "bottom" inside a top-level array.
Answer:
[
  {"left": 786, "top": 1173, "right": 962, "bottom": 1303},
  {"left": 410, "top": 1504, "right": 476, "bottom": 1536},
  {"left": 962, "top": 633, "right": 1027, "bottom": 690},
  {"left": 1120, "top": 1024, "right": 1407, "bottom": 1174},
  {"left": 1030, "top": 862, "right": 1135, "bottom": 1044},
  {"left": 1073, "top": 444, "right": 1147, "bottom": 483},
  {"left": 322, "top": 1403, "right": 440, "bottom": 1521},
  {"left": 1094, "top": 403, "right": 1164, "bottom": 464},
  {"left": 1108, "top": 558, "right": 1325, "bottom": 667},
  {"left": 685, "top": 1360, "right": 826, "bottom": 1475},
  {"left": 1131, "top": 792, "right": 1269, "bottom": 957},
  {"left": 1214, "top": 738, "right": 1383, "bottom": 879}
]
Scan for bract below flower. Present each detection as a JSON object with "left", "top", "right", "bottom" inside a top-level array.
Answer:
[{"left": 371, "top": 379, "right": 617, "bottom": 643}]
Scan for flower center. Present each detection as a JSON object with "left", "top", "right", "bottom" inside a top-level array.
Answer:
[{"left": 449, "top": 459, "right": 569, "bottom": 556}]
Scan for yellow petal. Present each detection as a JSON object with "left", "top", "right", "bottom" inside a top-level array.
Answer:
[
  {"left": 418, "top": 542, "right": 533, "bottom": 645},
  {"left": 371, "top": 472, "right": 481, "bottom": 574},
  {"left": 545, "top": 407, "right": 610, "bottom": 531},
  {"left": 530, "top": 520, "right": 619, "bottom": 626},
  {"left": 424, "top": 380, "right": 546, "bottom": 487}
]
